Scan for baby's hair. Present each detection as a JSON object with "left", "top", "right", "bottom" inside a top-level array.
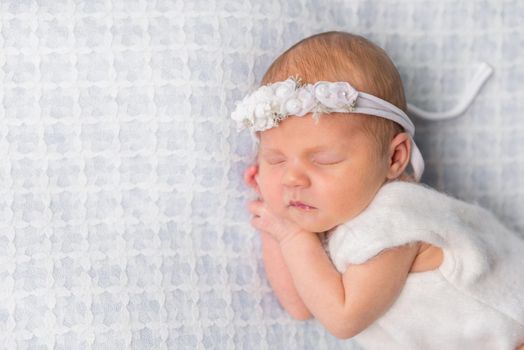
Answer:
[{"left": 261, "top": 31, "right": 406, "bottom": 157}]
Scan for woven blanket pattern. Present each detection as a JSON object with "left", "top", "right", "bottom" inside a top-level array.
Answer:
[{"left": 0, "top": 0, "right": 522, "bottom": 349}]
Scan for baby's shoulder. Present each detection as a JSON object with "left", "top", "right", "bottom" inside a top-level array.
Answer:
[{"left": 376, "top": 180, "right": 437, "bottom": 199}]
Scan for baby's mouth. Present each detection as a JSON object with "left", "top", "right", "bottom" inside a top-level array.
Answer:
[{"left": 288, "top": 200, "right": 317, "bottom": 211}]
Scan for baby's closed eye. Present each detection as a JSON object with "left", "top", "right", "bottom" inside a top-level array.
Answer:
[
  {"left": 263, "top": 155, "right": 286, "bottom": 165},
  {"left": 311, "top": 154, "right": 346, "bottom": 165}
]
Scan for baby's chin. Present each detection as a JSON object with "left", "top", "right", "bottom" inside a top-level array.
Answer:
[
  {"left": 280, "top": 207, "right": 340, "bottom": 233},
  {"left": 294, "top": 220, "right": 338, "bottom": 234}
]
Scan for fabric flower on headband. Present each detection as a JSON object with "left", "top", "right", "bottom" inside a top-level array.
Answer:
[{"left": 231, "top": 78, "right": 358, "bottom": 132}]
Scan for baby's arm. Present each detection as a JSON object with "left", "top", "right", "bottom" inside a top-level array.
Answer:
[
  {"left": 244, "top": 165, "right": 312, "bottom": 320},
  {"left": 249, "top": 198, "right": 418, "bottom": 339},
  {"left": 261, "top": 231, "right": 312, "bottom": 320},
  {"left": 280, "top": 232, "right": 418, "bottom": 338}
]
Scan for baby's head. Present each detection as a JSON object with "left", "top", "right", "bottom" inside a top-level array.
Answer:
[
  {"left": 262, "top": 31, "right": 407, "bottom": 157},
  {"left": 234, "top": 31, "right": 417, "bottom": 232}
]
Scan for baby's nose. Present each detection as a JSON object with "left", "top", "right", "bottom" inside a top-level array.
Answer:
[{"left": 281, "top": 165, "right": 310, "bottom": 188}]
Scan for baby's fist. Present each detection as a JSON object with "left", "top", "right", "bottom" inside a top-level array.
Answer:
[{"left": 248, "top": 199, "right": 304, "bottom": 244}]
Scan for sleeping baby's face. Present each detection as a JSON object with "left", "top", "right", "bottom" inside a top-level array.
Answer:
[{"left": 256, "top": 114, "right": 391, "bottom": 233}]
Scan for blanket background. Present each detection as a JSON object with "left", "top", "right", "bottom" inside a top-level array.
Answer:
[{"left": 1, "top": 0, "right": 522, "bottom": 348}]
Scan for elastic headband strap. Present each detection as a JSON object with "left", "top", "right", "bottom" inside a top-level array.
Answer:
[
  {"left": 407, "top": 63, "right": 493, "bottom": 120},
  {"left": 353, "top": 92, "right": 415, "bottom": 136}
]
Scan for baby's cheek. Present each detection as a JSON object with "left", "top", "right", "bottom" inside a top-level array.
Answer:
[
  {"left": 257, "top": 167, "right": 278, "bottom": 194},
  {"left": 256, "top": 179, "right": 277, "bottom": 204},
  {"left": 319, "top": 187, "right": 355, "bottom": 219},
  {"left": 264, "top": 192, "right": 285, "bottom": 213}
]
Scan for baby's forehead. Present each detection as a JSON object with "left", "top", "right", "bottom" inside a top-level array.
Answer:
[{"left": 258, "top": 114, "right": 376, "bottom": 148}]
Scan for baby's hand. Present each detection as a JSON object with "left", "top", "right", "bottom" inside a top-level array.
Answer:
[
  {"left": 248, "top": 199, "right": 305, "bottom": 244},
  {"left": 245, "top": 165, "right": 306, "bottom": 243}
]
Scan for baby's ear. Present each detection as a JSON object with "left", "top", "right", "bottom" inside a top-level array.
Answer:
[
  {"left": 386, "top": 133, "right": 411, "bottom": 180},
  {"left": 244, "top": 164, "right": 261, "bottom": 194}
]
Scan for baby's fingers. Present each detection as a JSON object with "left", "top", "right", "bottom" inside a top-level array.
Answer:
[
  {"left": 250, "top": 215, "right": 266, "bottom": 232},
  {"left": 248, "top": 201, "right": 269, "bottom": 232}
]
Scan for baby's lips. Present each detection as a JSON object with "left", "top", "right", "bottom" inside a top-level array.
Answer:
[{"left": 289, "top": 200, "right": 317, "bottom": 210}]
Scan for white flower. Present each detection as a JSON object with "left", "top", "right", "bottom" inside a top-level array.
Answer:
[
  {"left": 254, "top": 103, "right": 270, "bottom": 119},
  {"left": 231, "top": 95, "right": 255, "bottom": 130},
  {"left": 314, "top": 81, "right": 358, "bottom": 110},
  {"left": 253, "top": 102, "right": 275, "bottom": 130},
  {"left": 272, "top": 79, "right": 298, "bottom": 103},
  {"left": 295, "top": 85, "right": 316, "bottom": 115},
  {"left": 284, "top": 98, "right": 302, "bottom": 115},
  {"left": 252, "top": 85, "right": 274, "bottom": 102}
]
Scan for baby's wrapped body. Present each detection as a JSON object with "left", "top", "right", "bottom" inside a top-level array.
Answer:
[{"left": 328, "top": 181, "right": 524, "bottom": 349}]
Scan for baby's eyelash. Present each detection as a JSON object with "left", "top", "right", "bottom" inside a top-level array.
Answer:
[
  {"left": 311, "top": 156, "right": 345, "bottom": 165},
  {"left": 264, "top": 157, "right": 286, "bottom": 165},
  {"left": 314, "top": 160, "right": 342, "bottom": 166}
]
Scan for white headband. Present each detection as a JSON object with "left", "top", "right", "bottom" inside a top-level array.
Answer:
[{"left": 231, "top": 63, "right": 493, "bottom": 181}]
